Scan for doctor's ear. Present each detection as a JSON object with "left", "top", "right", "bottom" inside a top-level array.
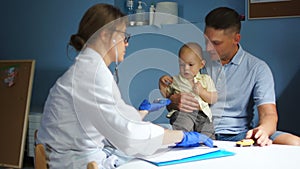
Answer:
[{"left": 99, "top": 30, "right": 115, "bottom": 42}]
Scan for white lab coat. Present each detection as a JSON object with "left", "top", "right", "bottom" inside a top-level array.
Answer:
[{"left": 37, "top": 47, "right": 164, "bottom": 168}]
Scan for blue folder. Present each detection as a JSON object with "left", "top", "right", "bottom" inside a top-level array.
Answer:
[{"left": 146, "top": 149, "right": 235, "bottom": 166}]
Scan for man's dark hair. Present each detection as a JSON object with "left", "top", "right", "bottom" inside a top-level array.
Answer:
[{"left": 205, "top": 7, "right": 241, "bottom": 33}]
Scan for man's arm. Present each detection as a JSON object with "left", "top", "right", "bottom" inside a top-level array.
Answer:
[
  {"left": 246, "top": 103, "right": 277, "bottom": 146},
  {"left": 257, "top": 104, "right": 278, "bottom": 135}
]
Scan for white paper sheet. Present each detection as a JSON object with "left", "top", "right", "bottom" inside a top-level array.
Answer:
[{"left": 139, "top": 146, "right": 220, "bottom": 163}]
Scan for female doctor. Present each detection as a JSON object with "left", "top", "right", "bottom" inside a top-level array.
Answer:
[{"left": 36, "top": 3, "right": 213, "bottom": 169}]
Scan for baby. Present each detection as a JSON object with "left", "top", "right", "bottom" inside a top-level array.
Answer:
[{"left": 159, "top": 42, "right": 217, "bottom": 139}]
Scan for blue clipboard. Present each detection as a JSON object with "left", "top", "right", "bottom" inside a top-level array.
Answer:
[{"left": 147, "top": 149, "right": 235, "bottom": 166}]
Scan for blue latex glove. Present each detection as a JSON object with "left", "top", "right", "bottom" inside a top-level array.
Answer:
[
  {"left": 139, "top": 99, "right": 171, "bottom": 112},
  {"left": 175, "top": 131, "right": 214, "bottom": 148},
  {"left": 153, "top": 98, "right": 171, "bottom": 105}
]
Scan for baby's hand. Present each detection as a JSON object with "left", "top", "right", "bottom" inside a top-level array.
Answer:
[
  {"left": 193, "top": 82, "right": 204, "bottom": 95},
  {"left": 159, "top": 75, "right": 173, "bottom": 98},
  {"left": 160, "top": 75, "right": 173, "bottom": 87}
]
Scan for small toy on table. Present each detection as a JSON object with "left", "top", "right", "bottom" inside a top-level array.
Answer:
[{"left": 236, "top": 139, "right": 255, "bottom": 147}]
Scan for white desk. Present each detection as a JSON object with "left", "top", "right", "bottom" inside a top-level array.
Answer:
[{"left": 117, "top": 141, "right": 300, "bottom": 169}]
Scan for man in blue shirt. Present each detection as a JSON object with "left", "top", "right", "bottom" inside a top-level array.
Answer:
[{"left": 163, "top": 7, "right": 300, "bottom": 146}]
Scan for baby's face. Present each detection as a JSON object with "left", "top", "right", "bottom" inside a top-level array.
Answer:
[{"left": 179, "top": 50, "right": 204, "bottom": 80}]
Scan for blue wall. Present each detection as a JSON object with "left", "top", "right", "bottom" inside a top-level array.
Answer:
[
  {"left": 1, "top": 0, "right": 299, "bottom": 135},
  {"left": 0, "top": 0, "right": 114, "bottom": 108},
  {"left": 240, "top": 12, "right": 300, "bottom": 136}
]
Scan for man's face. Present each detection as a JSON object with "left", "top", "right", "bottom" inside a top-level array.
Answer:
[{"left": 204, "top": 27, "right": 240, "bottom": 64}]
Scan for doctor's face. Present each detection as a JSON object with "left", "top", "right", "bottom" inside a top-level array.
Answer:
[{"left": 110, "top": 25, "right": 130, "bottom": 63}]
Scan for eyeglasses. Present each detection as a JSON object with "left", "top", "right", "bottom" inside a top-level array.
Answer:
[{"left": 114, "top": 30, "right": 131, "bottom": 43}]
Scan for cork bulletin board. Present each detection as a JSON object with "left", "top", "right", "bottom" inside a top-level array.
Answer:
[
  {"left": 248, "top": 0, "right": 300, "bottom": 19},
  {"left": 0, "top": 60, "right": 35, "bottom": 168}
]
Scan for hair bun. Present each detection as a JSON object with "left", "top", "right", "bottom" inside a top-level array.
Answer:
[{"left": 69, "top": 34, "right": 86, "bottom": 51}]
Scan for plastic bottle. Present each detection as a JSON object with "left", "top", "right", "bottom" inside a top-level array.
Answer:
[
  {"left": 126, "top": 0, "right": 134, "bottom": 14},
  {"left": 126, "top": 0, "right": 135, "bottom": 26},
  {"left": 135, "top": 1, "right": 146, "bottom": 26},
  {"left": 149, "top": 3, "right": 155, "bottom": 25}
]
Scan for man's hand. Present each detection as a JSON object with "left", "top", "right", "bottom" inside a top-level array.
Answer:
[
  {"left": 168, "top": 93, "right": 199, "bottom": 113},
  {"left": 246, "top": 127, "right": 272, "bottom": 146},
  {"left": 246, "top": 104, "right": 277, "bottom": 146}
]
